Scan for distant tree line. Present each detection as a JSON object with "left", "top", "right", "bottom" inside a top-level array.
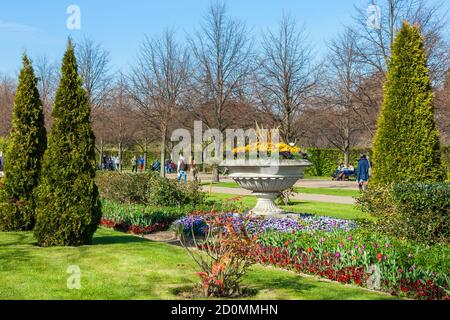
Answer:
[{"left": 0, "top": 0, "right": 449, "bottom": 179}]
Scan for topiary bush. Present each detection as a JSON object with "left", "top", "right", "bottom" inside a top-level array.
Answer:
[
  {"left": 33, "top": 40, "right": 101, "bottom": 247},
  {"left": 357, "top": 182, "right": 449, "bottom": 244},
  {"left": 371, "top": 22, "right": 445, "bottom": 184},
  {"left": 0, "top": 54, "right": 47, "bottom": 231}
]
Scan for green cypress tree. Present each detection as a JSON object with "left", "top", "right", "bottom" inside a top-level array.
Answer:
[
  {"left": 34, "top": 39, "right": 101, "bottom": 246},
  {"left": 0, "top": 54, "right": 47, "bottom": 231},
  {"left": 371, "top": 22, "right": 445, "bottom": 184}
]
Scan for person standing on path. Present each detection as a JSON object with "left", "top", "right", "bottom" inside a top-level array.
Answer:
[
  {"left": 131, "top": 155, "right": 137, "bottom": 173},
  {"left": 357, "top": 154, "right": 370, "bottom": 192},
  {"left": 177, "top": 154, "right": 187, "bottom": 183},
  {"left": 189, "top": 156, "right": 198, "bottom": 182},
  {"left": 139, "top": 156, "right": 145, "bottom": 172}
]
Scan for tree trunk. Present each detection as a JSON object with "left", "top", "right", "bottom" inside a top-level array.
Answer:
[
  {"left": 99, "top": 138, "right": 103, "bottom": 169},
  {"left": 343, "top": 141, "right": 350, "bottom": 167},
  {"left": 160, "top": 126, "right": 167, "bottom": 177},
  {"left": 144, "top": 138, "right": 148, "bottom": 172},
  {"left": 118, "top": 142, "right": 123, "bottom": 172},
  {"left": 211, "top": 165, "right": 220, "bottom": 183}
]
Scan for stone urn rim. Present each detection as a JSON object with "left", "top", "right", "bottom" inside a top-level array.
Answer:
[{"left": 219, "top": 158, "right": 311, "bottom": 168}]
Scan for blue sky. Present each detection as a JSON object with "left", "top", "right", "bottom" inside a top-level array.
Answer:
[{"left": 0, "top": 0, "right": 448, "bottom": 76}]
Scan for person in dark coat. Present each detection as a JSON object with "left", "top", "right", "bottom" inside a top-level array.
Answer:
[{"left": 357, "top": 154, "right": 370, "bottom": 191}]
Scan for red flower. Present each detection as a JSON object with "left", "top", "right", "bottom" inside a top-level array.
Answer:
[
  {"left": 307, "top": 247, "right": 313, "bottom": 253},
  {"left": 376, "top": 253, "right": 383, "bottom": 262}
]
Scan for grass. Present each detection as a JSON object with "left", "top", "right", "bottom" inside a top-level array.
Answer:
[
  {"left": 207, "top": 193, "right": 369, "bottom": 220},
  {"left": 0, "top": 228, "right": 392, "bottom": 300},
  {"left": 202, "top": 182, "right": 359, "bottom": 197},
  {"left": 295, "top": 187, "right": 359, "bottom": 197}
]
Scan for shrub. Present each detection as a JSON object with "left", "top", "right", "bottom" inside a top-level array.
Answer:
[
  {"left": 96, "top": 171, "right": 205, "bottom": 207},
  {"left": 96, "top": 172, "right": 150, "bottom": 204},
  {"left": 304, "top": 147, "right": 372, "bottom": 176},
  {"left": 0, "top": 54, "right": 46, "bottom": 231},
  {"left": 357, "top": 182, "right": 449, "bottom": 244},
  {"left": 34, "top": 40, "right": 101, "bottom": 247},
  {"left": 371, "top": 22, "right": 445, "bottom": 184}
]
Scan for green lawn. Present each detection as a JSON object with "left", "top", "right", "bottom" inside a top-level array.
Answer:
[
  {"left": 295, "top": 187, "right": 359, "bottom": 197},
  {"left": 202, "top": 182, "right": 360, "bottom": 197},
  {"left": 208, "top": 193, "right": 369, "bottom": 220},
  {"left": 0, "top": 228, "right": 392, "bottom": 300}
]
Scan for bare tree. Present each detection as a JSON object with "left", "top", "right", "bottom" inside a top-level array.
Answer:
[
  {"left": 307, "top": 29, "right": 372, "bottom": 165},
  {"left": 129, "top": 29, "right": 190, "bottom": 177},
  {"left": 351, "top": 0, "right": 450, "bottom": 85},
  {"left": 34, "top": 55, "right": 59, "bottom": 131},
  {"left": 75, "top": 37, "right": 111, "bottom": 110},
  {"left": 436, "top": 69, "right": 450, "bottom": 144},
  {"left": 100, "top": 73, "right": 140, "bottom": 171},
  {"left": 254, "top": 13, "right": 316, "bottom": 143},
  {"left": 0, "top": 74, "right": 15, "bottom": 136},
  {"left": 75, "top": 37, "right": 112, "bottom": 165},
  {"left": 189, "top": 1, "right": 253, "bottom": 181}
]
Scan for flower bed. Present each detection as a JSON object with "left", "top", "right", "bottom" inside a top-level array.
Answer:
[
  {"left": 100, "top": 200, "right": 238, "bottom": 235},
  {"left": 174, "top": 212, "right": 449, "bottom": 300},
  {"left": 173, "top": 213, "right": 357, "bottom": 236},
  {"left": 255, "top": 230, "right": 450, "bottom": 300}
]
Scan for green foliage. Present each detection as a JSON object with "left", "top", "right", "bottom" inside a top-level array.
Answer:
[
  {"left": 372, "top": 22, "right": 445, "bottom": 184},
  {"left": 0, "top": 137, "right": 9, "bottom": 154},
  {"left": 34, "top": 40, "right": 101, "bottom": 246},
  {"left": 304, "top": 147, "right": 372, "bottom": 176},
  {"left": 96, "top": 171, "right": 205, "bottom": 207},
  {"left": 357, "top": 182, "right": 449, "bottom": 244},
  {"left": 101, "top": 199, "right": 239, "bottom": 232},
  {"left": 442, "top": 146, "right": 450, "bottom": 178},
  {"left": 258, "top": 228, "right": 449, "bottom": 299},
  {"left": 0, "top": 54, "right": 46, "bottom": 231},
  {"left": 96, "top": 171, "right": 150, "bottom": 203}
]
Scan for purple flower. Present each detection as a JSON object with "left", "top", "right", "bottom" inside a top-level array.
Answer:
[
  {"left": 347, "top": 236, "right": 353, "bottom": 241},
  {"left": 335, "top": 252, "right": 341, "bottom": 258},
  {"left": 374, "top": 242, "right": 379, "bottom": 249}
]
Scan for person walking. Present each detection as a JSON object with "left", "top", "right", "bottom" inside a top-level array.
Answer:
[
  {"left": 189, "top": 156, "right": 198, "bottom": 182},
  {"left": 357, "top": 154, "right": 370, "bottom": 192},
  {"left": 131, "top": 155, "right": 137, "bottom": 173},
  {"left": 139, "top": 156, "right": 145, "bottom": 172},
  {"left": 177, "top": 154, "right": 187, "bottom": 183}
]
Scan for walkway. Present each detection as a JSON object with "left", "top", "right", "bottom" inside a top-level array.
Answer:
[{"left": 203, "top": 186, "right": 356, "bottom": 205}]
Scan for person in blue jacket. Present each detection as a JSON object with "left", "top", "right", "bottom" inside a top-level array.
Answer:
[{"left": 357, "top": 154, "right": 370, "bottom": 191}]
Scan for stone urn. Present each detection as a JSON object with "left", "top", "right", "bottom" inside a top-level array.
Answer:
[{"left": 220, "top": 159, "right": 311, "bottom": 215}]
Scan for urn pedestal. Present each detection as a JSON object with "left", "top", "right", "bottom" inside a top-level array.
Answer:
[{"left": 220, "top": 160, "right": 311, "bottom": 215}]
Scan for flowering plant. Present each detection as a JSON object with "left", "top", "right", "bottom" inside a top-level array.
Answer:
[
  {"left": 174, "top": 212, "right": 259, "bottom": 298},
  {"left": 232, "top": 142, "right": 306, "bottom": 160}
]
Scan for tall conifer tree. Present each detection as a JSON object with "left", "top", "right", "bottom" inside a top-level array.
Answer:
[
  {"left": 0, "top": 54, "right": 46, "bottom": 231},
  {"left": 372, "top": 22, "right": 444, "bottom": 184},
  {"left": 34, "top": 39, "right": 101, "bottom": 246}
]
